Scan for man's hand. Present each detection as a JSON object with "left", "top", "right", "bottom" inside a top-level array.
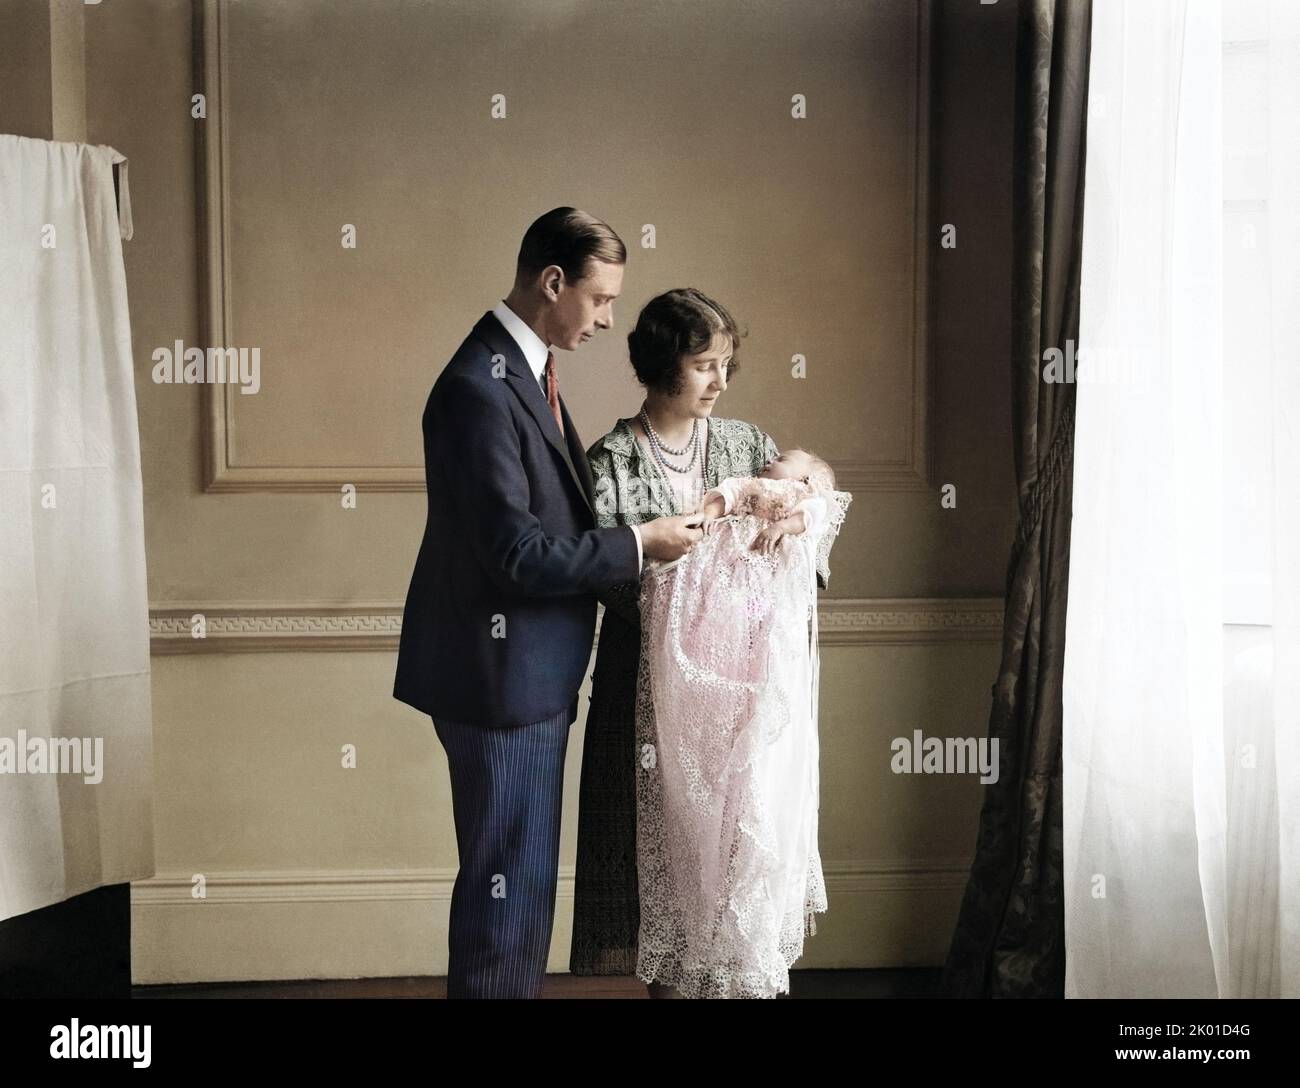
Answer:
[{"left": 640, "top": 514, "right": 705, "bottom": 561}]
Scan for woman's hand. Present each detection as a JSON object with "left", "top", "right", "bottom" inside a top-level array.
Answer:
[
  {"left": 750, "top": 524, "right": 786, "bottom": 555},
  {"left": 698, "top": 494, "right": 727, "bottom": 535}
]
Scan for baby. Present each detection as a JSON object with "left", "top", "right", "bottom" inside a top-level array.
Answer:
[{"left": 698, "top": 449, "right": 836, "bottom": 555}]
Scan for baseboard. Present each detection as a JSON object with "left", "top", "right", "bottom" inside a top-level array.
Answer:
[{"left": 130, "top": 861, "right": 972, "bottom": 984}]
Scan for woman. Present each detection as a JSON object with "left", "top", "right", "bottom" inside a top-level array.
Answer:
[{"left": 570, "top": 287, "right": 826, "bottom": 997}]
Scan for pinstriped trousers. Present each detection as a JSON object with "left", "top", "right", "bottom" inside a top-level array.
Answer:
[{"left": 432, "top": 708, "right": 572, "bottom": 999}]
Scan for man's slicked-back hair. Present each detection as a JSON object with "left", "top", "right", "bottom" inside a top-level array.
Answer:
[{"left": 515, "top": 207, "right": 627, "bottom": 285}]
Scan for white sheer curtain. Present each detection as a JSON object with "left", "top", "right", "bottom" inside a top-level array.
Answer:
[
  {"left": 1223, "top": 0, "right": 1300, "bottom": 998},
  {"left": 1065, "top": 0, "right": 1299, "bottom": 998},
  {"left": 0, "top": 135, "right": 154, "bottom": 920}
]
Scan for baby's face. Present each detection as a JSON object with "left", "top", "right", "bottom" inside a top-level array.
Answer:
[{"left": 760, "top": 450, "right": 814, "bottom": 482}]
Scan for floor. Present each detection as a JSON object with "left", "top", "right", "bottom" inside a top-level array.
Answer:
[{"left": 132, "top": 968, "right": 944, "bottom": 999}]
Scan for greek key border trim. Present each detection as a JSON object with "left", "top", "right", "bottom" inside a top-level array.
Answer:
[{"left": 148, "top": 597, "right": 1004, "bottom": 653}]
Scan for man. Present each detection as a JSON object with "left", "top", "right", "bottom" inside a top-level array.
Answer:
[{"left": 393, "top": 207, "right": 702, "bottom": 998}]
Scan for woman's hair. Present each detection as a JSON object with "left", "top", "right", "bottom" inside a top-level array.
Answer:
[
  {"left": 627, "top": 288, "right": 745, "bottom": 395},
  {"left": 515, "top": 207, "right": 626, "bottom": 284}
]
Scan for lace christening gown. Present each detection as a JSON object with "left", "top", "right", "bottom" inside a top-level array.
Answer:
[{"left": 634, "top": 475, "right": 852, "bottom": 998}]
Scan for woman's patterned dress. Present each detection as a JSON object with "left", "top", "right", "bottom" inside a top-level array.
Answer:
[{"left": 569, "top": 415, "right": 789, "bottom": 975}]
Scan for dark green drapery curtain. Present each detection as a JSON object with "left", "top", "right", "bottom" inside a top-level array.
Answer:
[{"left": 941, "top": 0, "right": 1091, "bottom": 999}]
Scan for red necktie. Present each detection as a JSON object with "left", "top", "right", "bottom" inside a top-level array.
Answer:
[{"left": 544, "top": 351, "right": 564, "bottom": 437}]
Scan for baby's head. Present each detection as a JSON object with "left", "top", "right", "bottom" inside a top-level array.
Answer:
[{"left": 760, "top": 448, "right": 835, "bottom": 491}]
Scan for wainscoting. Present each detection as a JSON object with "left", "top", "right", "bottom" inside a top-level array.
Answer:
[{"left": 131, "top": 597, "right": 1001, "bottom": 984}]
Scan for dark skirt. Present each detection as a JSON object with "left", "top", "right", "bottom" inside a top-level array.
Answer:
[{"left": 570, "top": 607, "right": 642, "bottom": 975}]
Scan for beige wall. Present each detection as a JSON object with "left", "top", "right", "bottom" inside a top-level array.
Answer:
[
  {"left": 0, "top": 0, "right": 86, "bottom": 142},
  {"left": 0, "top": 0, "right": 53, "bottom": 139},
  {"left": 39, "top": 0, "right": 1019, "bottom": 981}
]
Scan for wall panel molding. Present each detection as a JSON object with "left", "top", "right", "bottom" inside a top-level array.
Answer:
[{"left": 193, "top": 0, "right": 936, "bottom": 493}]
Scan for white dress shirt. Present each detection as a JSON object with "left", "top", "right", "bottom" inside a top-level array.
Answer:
[{"left": 492, "top": 300, "right": 644, "bottom": 569}]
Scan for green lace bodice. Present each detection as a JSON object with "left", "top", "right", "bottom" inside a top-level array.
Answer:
[{"left": 587, "top": 416, "right": 780, "bottom": 627}]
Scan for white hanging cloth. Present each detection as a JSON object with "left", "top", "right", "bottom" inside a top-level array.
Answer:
[{"left": 0, "top": 135, "right": 154, "bottom": 920}]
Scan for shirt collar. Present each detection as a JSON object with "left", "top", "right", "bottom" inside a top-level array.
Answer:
[{"left": 492, "top": 300, "right": 551, "bottom": 387}]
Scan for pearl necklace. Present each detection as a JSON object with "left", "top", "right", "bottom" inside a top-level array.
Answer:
[{"left": 638, "top": 406, "right": 701, "bottom": 475}]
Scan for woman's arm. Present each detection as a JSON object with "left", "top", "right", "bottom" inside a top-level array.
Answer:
[
  {"left": 700, "top": 490, "right": 728, "bottom": 519},
  {"left": 700, "top": 477, "right": 742, "bottom": 524},
  {"left": 783, "top": 496, "right": 827, "bottom": 537},
  {"left": 772, "top": 510, "right": 808, "bottom": 535},
  {"left": 588, "top": 445, "right": 645, "bottom": 628}
]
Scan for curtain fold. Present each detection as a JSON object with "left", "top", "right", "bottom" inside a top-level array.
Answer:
[
  {"left": 0, "top": 135, "right": 154, "bottom": 921},
  {"left": 941, "top": 0, "right": 1091, "bottom": 998}
]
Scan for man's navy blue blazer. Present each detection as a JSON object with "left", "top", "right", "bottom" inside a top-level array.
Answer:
[{"left": 393, "top": 311, "right": 641, "bottom": 728}]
